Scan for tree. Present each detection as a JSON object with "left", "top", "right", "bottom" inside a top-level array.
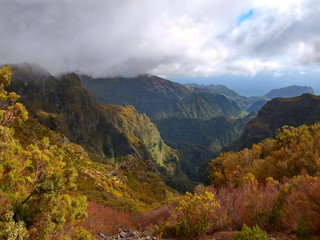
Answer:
[
  {"left": 0, "top": 66, "right": 28, "bottom": 126},
  {"left": 0, "top": 66, "right": 90, "bottom": 239}
]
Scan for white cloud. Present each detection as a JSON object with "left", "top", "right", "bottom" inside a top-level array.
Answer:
[
  {"left": 227, "top": 0, "right": 320, "bottom": 70},
  {"left": 0, "top": 0, "right": 319, "bottom": 77}
]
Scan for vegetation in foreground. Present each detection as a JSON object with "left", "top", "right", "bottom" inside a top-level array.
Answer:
[
  {"left": 0, "top": 66, "right": 177, "bottom": 239},
  {"left": 0, "top": 66, "right": 94, "bottom": 239},
  {"left": 160, "top": 123, "right": 320, "bottom": 239},
  {"left": 2, "top": 64, "right": 320, "bottom": 240}
]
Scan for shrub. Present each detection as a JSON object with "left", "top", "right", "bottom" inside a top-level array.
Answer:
[
  {"left": 212, "top": 176, "right": 280, "bottom": 230},
  {"left": 283, "top": 175, "right": 320, "bottom": 239},
  {"left": 0, "top": 210, "right": 29, "bottom": 240},
  {"left": 72, "top": 226, "right": 95, "bottom": 240},
  {"left": 232, "top": 224, "right": 269, "bottom": 240},
  {"left": 160, "top": 191, "right": 220, "bottom": 238}
]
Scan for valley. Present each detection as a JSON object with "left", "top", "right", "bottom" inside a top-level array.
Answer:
[
  {"left": 2, "top": 1, "right": 320, "bottom": 239},
  {"left": 1, "top": 63, "right": 319, "bottom": 239}
]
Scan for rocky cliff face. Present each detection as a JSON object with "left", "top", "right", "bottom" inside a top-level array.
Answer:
[
  {"left": 8, "top": 64, "right": 178, "bottom": 172},
  {"left": 102, "top": 104, "right": 178, "bottom": 173}
]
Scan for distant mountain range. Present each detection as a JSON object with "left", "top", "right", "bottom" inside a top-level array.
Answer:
[
  {"left": 187, "top": 83, "right": 315, "bottom": 112},
  {"left": 80, "top": 74, "right": 246, "bottom": 120},
  {"left": 265, "top": 85, "right": 314, "bottom": 99},
  {"left": 154, "top": 114, "right": 254, "bottom": 153}
]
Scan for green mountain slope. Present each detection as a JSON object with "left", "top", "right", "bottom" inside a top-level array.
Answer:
[
  {"left": 229, "top": 93, "right": 320, "bottom": 151},
  {"left": 79, "top": 74, "right": 251, "bottom": 185},
  {"left": 80, "top": 74, "right": 244, "bottom": 120},
  {"left": 101, "top": 104, "right": 178, "bottom": 172},
  {"left": 154, "top": 115, "right": 254, "bottom": 153},
  {"left": 0, "top": 65, "right": 186, "bottom": 240},
  {"left": 7, "top": 63, "right": 192, "bottom": 191},
  {"left": 185, "top": 83, "right": 242, "bottom": 100}
]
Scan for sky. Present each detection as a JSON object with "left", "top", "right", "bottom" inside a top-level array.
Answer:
[{"left": 0, "top": 0, "right": 320, "bottom": 95}]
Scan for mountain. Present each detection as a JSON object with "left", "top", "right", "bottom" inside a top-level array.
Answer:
[
  {"left": 101, "top": 104, "right": 178, "bottom": 171},
  {"left": 7, "top": 63, "right": 193, "bottom": 191},
  {"left": 228, "top": 93, "right": 320, "bottom": 151},
  {"left": 79, "top": 75, "right": 253, "bottom": 185},
  {"left": 80, "top": 74, "right": 245, "bottom": 120},
  {"left": 265, "top": 85, "right": 314, "bottom": 99},
  {"left": 185, "top": 83, "right": 256, "bottom": 111},
  {"left": 185, "top": 83, "right": 242, "bottom": 100},
  {"left": 188, "top": 83, "right": 315, "bottom": 113},
  {"left": 166, "top": 142, "right": 217, "bottom": 184},
  {"left": 0, "top": 64, "right": 190, "bottom": 239},
  {"left": 153, "top": 113, "right": 257, "bottom": 184}
]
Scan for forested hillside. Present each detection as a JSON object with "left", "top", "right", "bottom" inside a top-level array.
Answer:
[{"left": 160, "top": 123, "right": 320, "bottom": 239}]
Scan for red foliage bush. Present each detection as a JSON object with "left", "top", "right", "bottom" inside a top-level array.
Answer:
[
  {"left": 283, "top": 175, "right": 320, "bottom": 238},
  {"left": 210, "top": 177, "right": 280, "bottom": 231}
]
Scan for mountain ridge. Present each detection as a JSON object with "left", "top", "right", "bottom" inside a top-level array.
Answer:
[
  {"left": 187, "top": 82, "right": 315, "bottom": 112},
  {"left": 7, "top": 63, "right": 192, "bottom": 190},
  {"left": 228, "top": 93, "right": 320, "bottom": 151},
  {"left": 79, "top": 74, "right": 245, "bottom": 120}
]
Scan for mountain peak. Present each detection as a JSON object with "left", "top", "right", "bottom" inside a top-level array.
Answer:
[
  {"left": 265, "top": 85, "right": 314, "bottom": 99},
  {"left": 60, "top": 73, "right": 82, "bottom": 87}
]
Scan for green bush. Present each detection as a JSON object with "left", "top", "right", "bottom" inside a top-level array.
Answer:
[
  {"left": 232, "top": 224, "right": 269, "bottom": 240},
  {"left": 72, "top": 226, "right": 95, "bottom": 240}
]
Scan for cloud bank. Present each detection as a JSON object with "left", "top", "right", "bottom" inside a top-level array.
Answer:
[{"left": 0, "top": 0, "right": 319, "bottom": 77}]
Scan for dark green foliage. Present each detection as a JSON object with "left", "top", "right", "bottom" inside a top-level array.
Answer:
[{"left": 155, "top": 115, "right": 251, "bottom": 152}]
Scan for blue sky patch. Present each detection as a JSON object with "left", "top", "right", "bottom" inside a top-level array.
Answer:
[{"left": 238, "top": 9, "right": 254, "bottom": 24}]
